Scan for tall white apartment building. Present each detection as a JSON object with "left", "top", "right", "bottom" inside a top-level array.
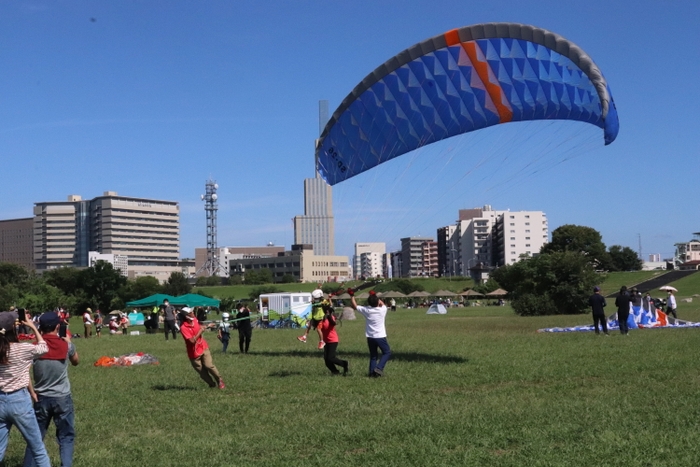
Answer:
[
  {"left": 353, "top": 242, "right": 385, "bottom": 278},
  {"left": 494, "top": 211, "right": 549, "bottom": 266},
  {"left": 359, "top": 251, "right": 383, "bottom": 279},
  {"left": 443, "top": 206, "right": 548, "bottom": 276}
]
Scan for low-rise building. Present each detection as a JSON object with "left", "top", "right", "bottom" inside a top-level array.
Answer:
[{"left": 227, "top": 244, "right": 350, "bottom": 283}]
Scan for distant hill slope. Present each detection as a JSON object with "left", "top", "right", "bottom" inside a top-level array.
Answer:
[{"left": 605, "top": 270, "right": 697, "bottom": 297}]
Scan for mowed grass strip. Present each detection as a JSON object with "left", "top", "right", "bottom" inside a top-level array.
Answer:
[{"left": 3, "top": 307, "right": 700, "bottom": 467}]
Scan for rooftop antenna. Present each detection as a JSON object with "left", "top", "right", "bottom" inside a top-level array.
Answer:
[{"left": 196, "top": 179, "right": 225, "bottom": 277}]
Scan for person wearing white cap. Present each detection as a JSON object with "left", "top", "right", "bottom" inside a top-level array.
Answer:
[{"left": 179, "top": 307, "right": 224, "bottom": 389}]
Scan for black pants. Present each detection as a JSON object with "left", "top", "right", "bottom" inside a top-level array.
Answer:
[
  {"left": 618, "top": 310, "right": 629, "bottom": 334},
  {"left": 238, "top": 328, "right": 251, "bottom": 353},
  {"left": 164, "top": 320, "right": 177, "bottom": 340},
  {"left": 323, "top": 342, "right": 347, "bottom": 374},
  {"left": 667, "top": 307, "right": 677, "bottom": 320},
  {"left": 592, "top": 313, "right": 608, "bottom": 334}
]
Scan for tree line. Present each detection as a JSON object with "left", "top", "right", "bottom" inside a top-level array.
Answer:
[{"left": 0, "top": 261, "right": 194, "bottom": 315}]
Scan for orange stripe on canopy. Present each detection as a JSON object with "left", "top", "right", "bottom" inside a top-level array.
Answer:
[{"left": 461, "top": 41, "right": 513, "bottom": 123}]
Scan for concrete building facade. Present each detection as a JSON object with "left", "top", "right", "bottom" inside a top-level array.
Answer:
[
  {"left": 195, "top": 246, "right": 285, "bottom": 277},
  {"left": 293, "top": 177, "right": 335, "bottom": 256},
  {"left": 0, "top": 217, "right": 33, "bottom": 270},
  {"left": 227, "top": 244, "right": 349, "bottom": 283},
  {"left": 359, "top": 251, "right": 383, "bottom": 279},
  {"left": 440, "top": 206, "right": 548, "bottom": 278},
  {"left": 32, "top": 192, "right": 180, "bottom": 282},
  {"left": 400, "top": 237, "right": 434, "bottom": 277},
  {"left": 353, "top": 242, "right": 386, "bottom": 278}
]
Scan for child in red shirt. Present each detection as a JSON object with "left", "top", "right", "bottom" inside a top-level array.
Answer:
[{"left": 317, "top": 308, "right": 348, "bottom": 375}]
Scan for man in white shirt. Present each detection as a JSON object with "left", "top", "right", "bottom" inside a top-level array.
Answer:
[
  {"left": 350, "top": 290, "right": 392, "bottom": 377},
  {"left": 666, "top": 291, "right": 678, "bottom": 321}
]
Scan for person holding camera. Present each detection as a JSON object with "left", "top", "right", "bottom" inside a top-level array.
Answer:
[
  {"left": 23, "top": 312, "right": 79, "bottom": 467},
  {"left": 0, "top": 310, "right": 50, "bottom": 467}
]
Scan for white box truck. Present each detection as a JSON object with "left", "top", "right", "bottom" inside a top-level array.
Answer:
[{"left": 259, "top": 292, "right": 312, "bottom": 328}]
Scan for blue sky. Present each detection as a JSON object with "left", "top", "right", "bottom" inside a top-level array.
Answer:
[{"left": 2, "top": 0, "right": 698, "bottom": 261}]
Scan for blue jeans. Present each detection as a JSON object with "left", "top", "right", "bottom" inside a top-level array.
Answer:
[
  {"left": 23, "top": 394, "right": 75, "bottom": 467},
  {"left": 0, "top": 388, "right": 51, "bottom": 467},
  {"left": 367, "top": 337, "right": 391, "bottom": 375}
]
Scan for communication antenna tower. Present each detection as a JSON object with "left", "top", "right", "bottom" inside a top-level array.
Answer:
[{"left": 196, "top": 179, "right": 225, "bottom": 276}]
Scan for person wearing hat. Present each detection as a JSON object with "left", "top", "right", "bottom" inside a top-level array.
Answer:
[
  {"left": 82, "top": 308, "right": 94, "bottom": 339},
  {"left": 23, "top": 311, "right": 79, "bottom": 467},
  {"left": 588, "top": 286, "right": 609, "bottom": 336},
  {"left": 0, "top": 311, "right": 51, "bottom": 467},
  {"left": 179, "top": 307, "right": 225, "bottom": 389},
  {"left": 216, "top": 312, "right": 232, "bottom": 353}
]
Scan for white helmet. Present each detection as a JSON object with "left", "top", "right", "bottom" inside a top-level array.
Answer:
[
  {"left": 222, "top": 313, "right": 230, "bottom": 320},
  {"left": 311, "top": 289, "right": 324, "bottom": 300}
]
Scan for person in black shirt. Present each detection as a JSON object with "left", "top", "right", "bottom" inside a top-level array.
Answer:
[
  {"left": 235, "top": 304, "right": 252, "bottom": 353},
  {"left": 588, "top": 286, "right": 608, "bottom": 335},
  {"left": 615, "top": 286, "right": 633, "bottom": 335}
]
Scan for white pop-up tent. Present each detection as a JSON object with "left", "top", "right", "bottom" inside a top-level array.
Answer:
[{"left": 426, "top": 304, "right": 447, "bottom": 315}]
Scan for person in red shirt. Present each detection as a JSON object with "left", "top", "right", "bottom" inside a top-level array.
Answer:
[
  {"left": 317, "top": 307, "right": 349, "bottom": 375},
  {"left": 179, "top": 307, "right": 224, "bottom": 389}
]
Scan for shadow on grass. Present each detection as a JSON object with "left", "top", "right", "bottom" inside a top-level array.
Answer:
[
  {"left": 151, "top": 384, "right": 199, "bottom": 391},
  {"left": 268, "top": 370, "right": 303, "bottom": 377},
  {"left": 252, "top": 350, "right": 466, "bottom": 364}
]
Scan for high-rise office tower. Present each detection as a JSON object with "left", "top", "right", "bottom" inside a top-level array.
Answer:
[
  {"left": 293, "top": 100, "right": 335, "bottom": 255},
  {"left": 33, "top": 192, "right": 180, "bottom": 281}
]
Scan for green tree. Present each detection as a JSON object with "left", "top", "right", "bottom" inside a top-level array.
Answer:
[
  {"left": 248, "top": 285, "right": 281, "bottom": 300},
  {"left": 124, "top": 276, "right": 163, "bottom": 302},
  {"left": 0, "top": 262, "right": 31, "bottom": 288},
  {"left": 245, "top": 268, "right": 273, "bottom": 285},
  {"left": 43, "top": 267, "right": 82, "bottom": 296},
  {"left": 79, "top": 261, "right": 127, "bottom": 313},
  {"left": 163, "top": 272, "right": 191, "bottom": 296},
  {"left": 280, "top": 274, "right": 296, "bottom": 283},
  {"left": 608, "top": 245, "right": 643, "bottom": 271},
  {"left": 541, "top": 224, "right": 610, "bottom": 270},
  {"left": 491, "top": 251, "right": 599, "bottom": 316}
]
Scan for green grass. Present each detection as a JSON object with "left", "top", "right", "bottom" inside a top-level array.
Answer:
[
  {"left": 596, "top": 270, "right": 665, "bottom": 296},
  {"left": 4, "top": 304, "right": 700, "bottom": 467}
]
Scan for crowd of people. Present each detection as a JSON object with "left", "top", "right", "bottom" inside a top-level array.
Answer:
[
  {"left": 0, "top": 289, "right": 395, "bottom": 465},
  {"left": 589, "top": 286, "right": 679, "bottom": 335}
]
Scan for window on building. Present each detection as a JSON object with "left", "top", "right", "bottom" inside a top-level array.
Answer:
[
  {"left": 510, "top": 244, "right": 515, "bottom": 248},
  {"left": 510, "top": 230, "right": 515, "bottom": 233},
  {"left": 511, "top": 251, "right": 516, "bottom": 255},
  {"left": 525, "top": 215, "right": 530, "bottom": 218},
  {"left": 525, "top": 222, "right": 530, "bottom": 226},
  {"left": 525, "top": 237, "right": 530, "bottom": 240},
  {"left": 525, "top": 229, "right": 530, "bottom": 233},
  {"left": 510, "top": 237, "right": 515, "bottom": 240},
  {"left": 510, "top": 215, "right": 514, "bottom": 219},
  {"left": 526, "top": 244, "right": 531, "bottom": 247},
  {"left": 510, "top": 223, "right": 515, "bottom": 226}
]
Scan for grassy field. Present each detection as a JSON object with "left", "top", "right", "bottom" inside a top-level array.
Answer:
[{"left": 4, "top": 296, "right": 700, "bottom": 467}]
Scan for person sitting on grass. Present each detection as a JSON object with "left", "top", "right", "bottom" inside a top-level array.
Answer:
[
  {"left": 297, "top": 288, "right": 332, "bottom": 350},
  {"left": 349, "top": 289, "right": 391, "bottom": 378}
]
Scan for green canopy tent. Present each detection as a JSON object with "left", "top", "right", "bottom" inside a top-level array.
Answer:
[
  {"left": 125, "top": 294, "right": 177, "bottom": 308},
  {"left": 171, "top": 293, "right": 220, "bottom": 308}
]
